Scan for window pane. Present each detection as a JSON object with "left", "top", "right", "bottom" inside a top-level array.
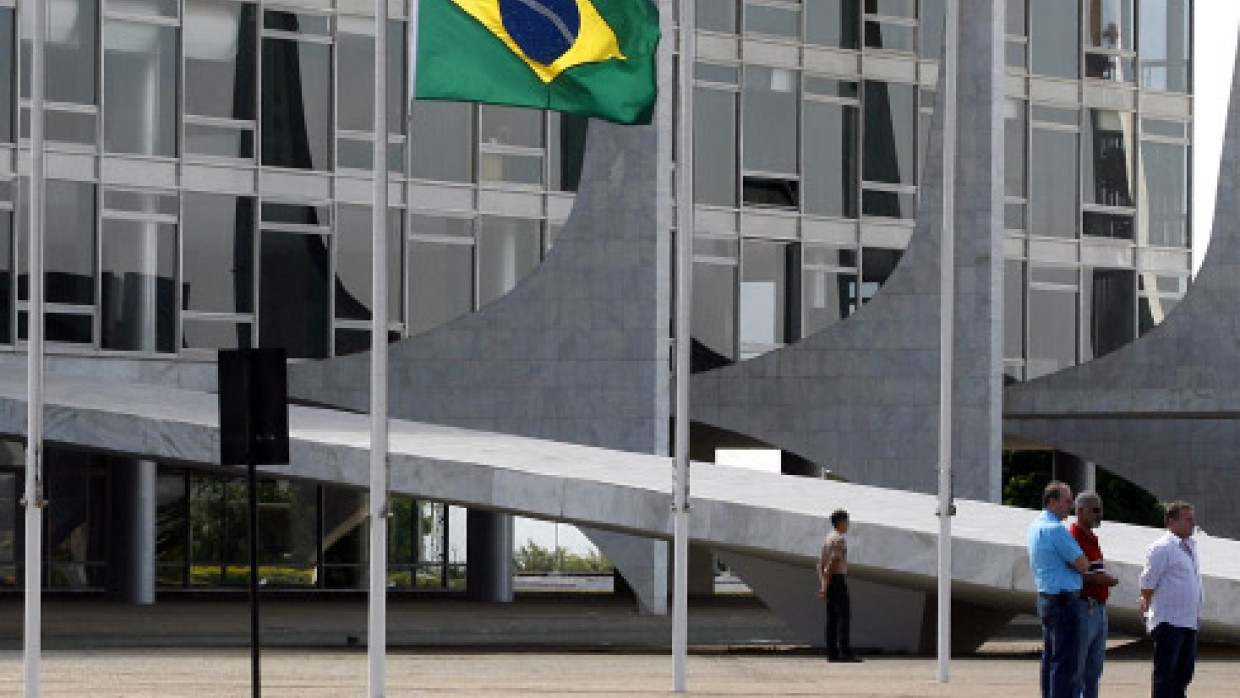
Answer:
[
  {"left": 1028, "top": 286, "right": 1076, "bottom": 378},
  {"left": 548, "top": 113, "right": 589, "bottom": 192},
  {"left": 803, "top": 245, "right": 857, "bottom": 336},
  {"left": 104, "top": 22, "right": 177, "bottom": 156},
  {"left": 480, "top": 105, "right": 542, "bottom": 148},
  {"left": 183, "top": 193, "right": 254, "bottom": 314},
  {"left": 803, "top": 101, "right": 858, "bottom": 218},
  {"left": 692, "top": 261, "right": 736, "bottom": 362},
  {"left": 260, "top": 231, "right": 330, "bottom": 359},
  {"left": 184, "top": 0, "right": 256, "bottom": 120},
  {"left": 920, "top": 0, "right": 945, "bottom": 59},
  {"left": 1083, "top": 109, "right": 1134, "bottom": 207},
  {"left": 860, "top": 247, "right": 902, "bottom": 303},
  {"left": 694, "top": 88, "right": 737, "bottom": 207},
  {"left": 477, "top": 217, "right": 541, "bottom": 307},
  {"left": 1087, "top": 0, "right": 1133, "bottom": 50},
  {"left": 1085, "top": 53, "right": 1135, "bottom": 83},
  {"left": 863, "top": 81, "right": 916, "bottom": 186},
  {"left": 335, "top": 205, "right": 401, "bottom": 322},
  {"left": 182, "top": 319, "right": 252, "bottom": 350},
  {"left": 861, "top": 189, "right": 915, "bottom": 218},
  {"left": 745, "top": 2, "right": 799, "bottom": 38},
  {"left": 1004, "top": 259, "right": 1024, "bottom": 361},
  {"left": 740, "top": 240, "right": 790, "bottom": 355},
  {"left": 1139, "top": 0, "right": 1190, "bottom": 92},
  {"left": 1005, "top": 100, "right": 1026, "bottom": 198},
  {"left": 0, "top": 214, "right": 10, "bottom": 344},
  {"left": 1082, "top": 267, "right": 1134, "bottom": 361},
  {"left": 409, "top": 240, "right": 473, "bottom": 335},
  {"left": 698, "top": 0, "right": 737, "bottom": 33},
  {"left": 101, "top": 219, "right": 175, "bottom": 352},
  {"left": 21, "top": 0, "right": 98, "bottom": 104},
  {"left": 411, "top": 100, "right": 474, "bottom": 182},
  {"left": 743, "top": 67, "right": 799, "bottom": 174},
  {"left": 18, "top": 180, "right": 96, "bottom": 304},
  {"left": 336, "top": 30, "right": 375, "bottom": 133},
  {"left": 866, "top": 0, "right": 915, "bottom": 17},
  {"left": 1139, "top": 140, "right": 1188, "bottom": 247},
  {"left": 864, "top": 21, "right": 915, "bottom": 52},
  {"left": 1029, "top": 128, "right": 1077, "bottom": 238},
  {"left": 1007, "top": 0, "right": 1026, "bottom": 36},
  {"left": 806, "top": 0, "right": 859, "bottom": 48},
  {"left": 0, "top": 10, "right": 12, "bottom": 143},
  {"left": 1030, "top": 0, "right": 1079, "bottom": 79},
  {"left": 261, "top": 38, "right": 331, "bottom": 170}
]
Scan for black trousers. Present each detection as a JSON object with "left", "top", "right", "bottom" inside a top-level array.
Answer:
[{"left": 824, "top": 575, "right": 851, "bottom": 657}]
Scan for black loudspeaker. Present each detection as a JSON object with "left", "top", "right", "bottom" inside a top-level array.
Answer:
[{"left": 219, "top": 348, "right": 290, "bottom": 466}]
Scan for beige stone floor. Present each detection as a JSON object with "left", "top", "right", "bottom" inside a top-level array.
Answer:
[{"left": 3, "top": 645, "right": 1240, "bottom": 697}]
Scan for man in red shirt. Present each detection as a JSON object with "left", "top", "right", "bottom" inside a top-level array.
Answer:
[{"left": 1071, "top": 491, "right": 1120, "bottom": 698}]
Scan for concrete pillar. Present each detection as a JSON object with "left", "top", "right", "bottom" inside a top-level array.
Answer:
[
  {"left": 582, "top": 527, "right": 668, "bottom": 614},
  {"left": 465, "top": 510, "right": 514, "bottom": 602},
  {"left": 109, "top": 459, "right": 156, "bottom": 604}
]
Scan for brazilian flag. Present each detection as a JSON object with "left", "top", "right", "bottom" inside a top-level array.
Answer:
[{"left": 415, "top": 0, "right": 660, "bottom": 125}]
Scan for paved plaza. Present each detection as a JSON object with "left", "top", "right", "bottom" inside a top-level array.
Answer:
[{"left": 3, "top": 644, "right": 1240, "bottom": 696}]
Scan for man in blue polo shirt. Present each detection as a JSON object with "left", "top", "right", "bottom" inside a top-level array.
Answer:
[{"left": 1027, "top": 480, "right": 1091, "bottom": 698}]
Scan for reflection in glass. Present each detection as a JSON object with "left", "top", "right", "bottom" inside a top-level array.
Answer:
[
  {"left": 1030, "top": 128, "right": 1077, "bottom": 238},
  {"left": 548, "top": 113, "right": 589, "bottom": 192},
  {"left": 744, "top": 67, "right": 799, "bottom": 174},
  {"left": 1083, "top": 109, "right": 1134, "bottom": 207},
  {"left": 182, "top": 193, "right": 254, "bottom": 314},
  {"left": 863, "top": 81, "right": 915, "bottom": 186},
  {"left": 860, "top": 247, "right": 902, "bottom": 304},
  {"left": 745, "top": 1, "right": 799, "bottom": 38},
  {"left": 336, "top": 21, "right": 405, "bottom": 134},
  {"left": 46, "top": 454, "right": 108, "bottom": 589},
  {"left": 185, "top": 0, "right": 256, "bottom": 119},
  {"left": 864, "top": 22, "right": 915, "bottom": 52},
  {"left": 411, "top": 100, "right": 474, "bottom": 182},
  {"left": 477, "top": 217, "right": 541, "bottom": 306},
  {"left": 101, "top": 219, "right": 175, "bottom": 352},
  {"left": 1082, "top": 267, "right": 1134, "bottom": 361},
  {"left": 261, "top": 34, "right": 331, "bottom": 170},
  {"left": 1030, "top": 0, "right": 1078, "bottom": 79},
  {"left": 105, "top": 22, "right": 177, "bottom": 156},
  {"left": 182, "top": 319, "right": 253, "bottom": 350},
  {"left": 806, "top": 0, "right": 859, "bottom": 48},
  {"left": 1139, "top": 0, "right": 1190, "bottom": 93},
  {"left": 409, "top": 239, "right": 473, "bottom": 335},
  {"left": 694, "top": 88, "right": 737, "bottom": 207},
  {"left": 0, "top": 214, "right": 10, "bottom": 344},
  {"left": 260, "top": 230, "right": 330, "bottom": 359},
  {"left": 804, "top": 101, "right": 857, "bottom": 218},
  {"left": 1028, "top": 285, "right": 1076, "bottom": 379},
  {"left": 742, "top": 177, "right": 798, "bottom": 209},
  {"left": 861, "top": 190, "right": 915, "bottom": 219}
]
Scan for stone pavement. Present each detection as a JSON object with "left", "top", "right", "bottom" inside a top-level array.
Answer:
[{"left": 3, "top": 644, "right": 1240, "bottom": 696}]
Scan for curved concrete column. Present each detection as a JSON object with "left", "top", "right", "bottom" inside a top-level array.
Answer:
[
  {"left": 1004, "top": 42, "right": 1240, "bottom": 537},
  {"left": 691, "top": 3, "right": 1005, "bottom": 501}
]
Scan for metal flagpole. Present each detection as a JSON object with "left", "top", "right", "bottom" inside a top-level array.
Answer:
[
  {"left": 671, "top": 0, "right": 694, "bottom": 691},
  {"left": 367, "top": 0, "right": 393, "bottom": 693},
  {"left": 23, "top": 0, "right": 48, "bottom": 692},
  {"left": 937, "top": 0, "right": 959, "bottom": 684}
]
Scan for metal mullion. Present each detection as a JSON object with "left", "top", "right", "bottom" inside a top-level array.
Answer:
[
  {"left": 102, "top": 11, "right": 180, "bottom": 27},
  {"left": 261, "top": 29, "right": 333, "bottom": 44}
]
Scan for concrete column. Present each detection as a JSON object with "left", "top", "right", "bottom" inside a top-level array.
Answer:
[
  {"left": 465, "top": 510, "right": 514, "bottom": 602},
  {"left": 109, "top": 459, "right": 156, "bottom": 604}
]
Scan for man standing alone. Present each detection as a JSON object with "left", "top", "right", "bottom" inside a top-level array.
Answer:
[
  {"left": 816, "top": 509, "right": 860, "bottom": 662},
  {"left": 1028, "top": 481, "right": 1090, "bottom": 698},
  {"left": 1139, "top": 501, "right": 1203, "bottom": 698},
  {"left": 1070, "top": 491, "right": 1119, "bottom": 698}
]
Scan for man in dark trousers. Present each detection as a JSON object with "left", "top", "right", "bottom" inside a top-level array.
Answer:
[
  {"left": 816, "top": 509, "right": 861, "bottom": 662},
  {"left": 1139, "top": 501, "right": 1203, "bottom": 698},
  {"left": 1070, "top": 491, "right": 1120, "bottom": 698},
  {"left": 1027, "top": 480, "right": 1090, "bottom": 698}
]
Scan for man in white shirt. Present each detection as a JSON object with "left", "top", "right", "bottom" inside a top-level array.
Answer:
[{"left": 1139, "top": 501, "right": 1203, "bottom": 698}]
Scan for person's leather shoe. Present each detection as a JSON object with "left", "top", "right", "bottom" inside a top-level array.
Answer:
[{"left": 830, "top": 655, "right": 863, "bottom": 663}]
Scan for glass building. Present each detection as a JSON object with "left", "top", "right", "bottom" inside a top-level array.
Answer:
[{"left": 0, "top": 0, "right": 1193, "bottom": 591}]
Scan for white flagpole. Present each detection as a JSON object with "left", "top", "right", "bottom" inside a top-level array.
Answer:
[
  {"left": 671, "top": 0, "right": 694, "bottom": 692},
  {"left": 937, "top": 0, "right": 959, "bottom": 684},
  {"left": 367, "top": 0, "right": 393, "bottom": 693},
  {"left": 24, "top": 0, "right": 48, "bottom": 692}
]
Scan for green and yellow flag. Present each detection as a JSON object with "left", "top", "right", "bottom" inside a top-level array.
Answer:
[{"left": 415, "top": 0, "right": 660, "bottom": 125}]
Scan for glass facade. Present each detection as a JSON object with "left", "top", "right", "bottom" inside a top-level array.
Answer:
[{"left": 0, "top": 1, "right": 1195, "bottom": 588}]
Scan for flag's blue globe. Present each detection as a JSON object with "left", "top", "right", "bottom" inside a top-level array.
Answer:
[{"left": 500, "top": 0, "right": 581, "bottom": 66}]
